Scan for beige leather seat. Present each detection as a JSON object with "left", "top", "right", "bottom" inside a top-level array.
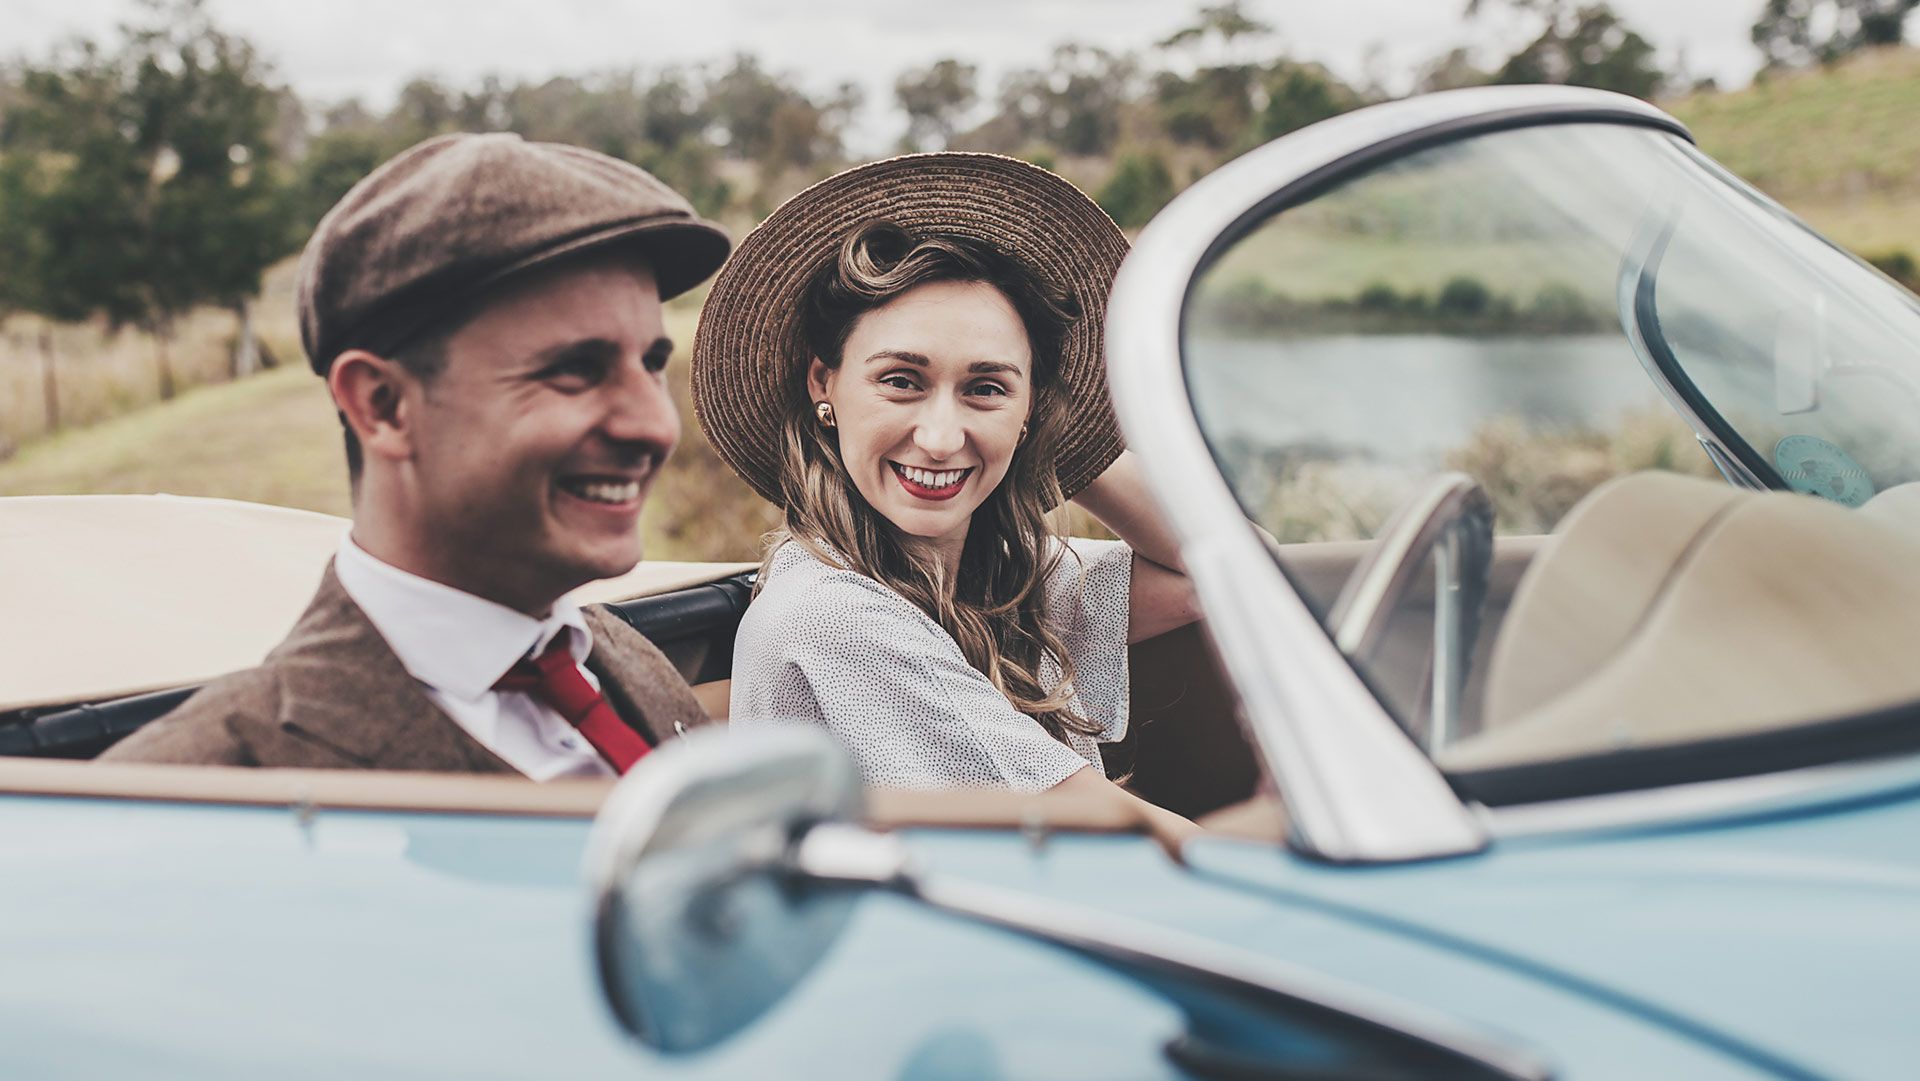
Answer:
[{"left": 1441, "top": 472, "right": 1920, "bottom": 771}]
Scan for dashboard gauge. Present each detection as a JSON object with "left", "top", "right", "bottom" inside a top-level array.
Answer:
[{"left": 1773, "top": 434, "right": 1875, "bottom": 507}]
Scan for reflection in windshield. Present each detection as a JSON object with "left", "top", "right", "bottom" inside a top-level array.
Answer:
[
  {"left": 1628, "top": 140, "right": 1920, "bottom": 506},
  {"left": 1181, "top": 122, "right": 1920, "bottom": 784}
]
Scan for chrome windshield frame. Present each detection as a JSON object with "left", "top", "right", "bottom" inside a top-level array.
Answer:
[{"left": 1104, "top": 85, "right": 1691, "bottom": 864}]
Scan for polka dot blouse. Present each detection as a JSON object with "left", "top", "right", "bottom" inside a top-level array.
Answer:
[{"left": 730, "top": 537, "right": 1133, "bottom": 791}]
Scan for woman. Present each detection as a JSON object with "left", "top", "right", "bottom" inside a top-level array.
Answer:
[{"left": 691, "top": 153, "right": 1199, "bottom": 828}]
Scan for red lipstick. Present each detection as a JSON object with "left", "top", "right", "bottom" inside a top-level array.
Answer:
[{"left": 890, "top": 463, "right": 972, "bottom": 502}]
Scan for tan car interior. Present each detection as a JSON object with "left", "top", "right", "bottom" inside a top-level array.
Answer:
[
  {"left": 1440, "top": 471, "right": 1920, "bottom": 772},
  {"left": 1124, "top": 469, "right": 1920, "bottom": 814}
]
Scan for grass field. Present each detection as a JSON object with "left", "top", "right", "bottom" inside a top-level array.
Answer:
[
  {"left": 0, "top": 363, "right": 349, "bottom": 512},
  {"left": 1674, "top": 47, "right": 1920, "bottom": 255},
  {"left": 0, "top": 260, "right": 304, "bottom": 450},
  {"left": 0, "top": 303, "right": 784, "bottom": 563}
]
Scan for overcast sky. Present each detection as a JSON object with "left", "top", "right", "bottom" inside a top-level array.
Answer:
[{"left": 8, "top": 0, "right": 1767, "bottom": 152}]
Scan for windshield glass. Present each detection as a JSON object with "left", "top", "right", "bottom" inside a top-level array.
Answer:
[
  {"left": 1181, "top": 122, "right": 1920, "bottom": 794},
  {"left": 1635, "top": 141, "right": 1920, "bottom": 502}
]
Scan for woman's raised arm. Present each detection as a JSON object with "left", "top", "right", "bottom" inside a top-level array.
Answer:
[{"left": 1071, "top": 450, "right": 1202, "bottom": 643}]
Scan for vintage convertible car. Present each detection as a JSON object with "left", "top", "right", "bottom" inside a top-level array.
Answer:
[{"left": 6, "top": 84, "right": 1920, "bottom": 1079}]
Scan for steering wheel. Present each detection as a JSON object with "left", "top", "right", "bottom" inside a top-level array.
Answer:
[{"left": 1326, "top": 472, "right": 1495, "bottom": 750}]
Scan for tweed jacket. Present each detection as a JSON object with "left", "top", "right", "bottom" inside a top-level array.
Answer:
[{"left": 100, "top": 566, "right": 713, "bottom": 772}]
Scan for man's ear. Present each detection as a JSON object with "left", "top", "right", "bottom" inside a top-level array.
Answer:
[
  {"left": 329, "top": 349, "right": 417, "bottom": 465},
  {"left": 805, "top": 356, "right": 836, "bottom": 404}
]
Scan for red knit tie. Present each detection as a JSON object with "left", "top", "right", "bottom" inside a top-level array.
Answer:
[{"left": 494, "top": 638, "right": 651, "bottom": 773}]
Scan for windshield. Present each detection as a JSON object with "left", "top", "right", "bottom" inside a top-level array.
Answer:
[
  {"left": 1630, "top": 141, "right": 1920, "bottom": 502},
  {"left": 1181, "top": 122, "right": 1920, "bottom": 797}
]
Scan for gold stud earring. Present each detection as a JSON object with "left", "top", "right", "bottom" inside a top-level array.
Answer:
[
  {"left": 815, "top": 401, "right": 836, "bottom": 428},
  {"left": 1019, "top": 422, "right": 1028, "bottom": 442}
]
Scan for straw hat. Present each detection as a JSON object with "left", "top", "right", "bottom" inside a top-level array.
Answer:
[{"left": 691, "top": 152, "right": 1128, "bottom": 507}]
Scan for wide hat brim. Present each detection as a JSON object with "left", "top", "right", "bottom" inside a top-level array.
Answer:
[{"left": 691, "top": 152, "right": 1129, "bottom": 508}]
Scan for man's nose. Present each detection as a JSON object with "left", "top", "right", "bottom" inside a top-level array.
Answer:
[
  {"left": 912, "top": 397, "right": 966, "bottom": 460},
  {"left": 602, "top": 362, "right": 681, "bottom": 454}
]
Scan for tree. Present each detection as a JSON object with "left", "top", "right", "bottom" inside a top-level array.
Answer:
[
  {"left": 704, "top": 55, "right": 854, "bottom": 176},
  {"left": 0, "top": 148, "right": 66, "bottom": 432},
  {"left": 989, "top": 46, "right": 1139, "bottom": 157},
  {"left": 1157, "top": 2, "right": 1277, "bottom": 69},
  {"left": 704, "top": 54, "right": 787, "bottom": 162},
  {"left": 1469, "top": 1, "right": 1669, "bottom": 99},
  {"left": 1253, "top": 61, "right": 1361, "bottom": 142},
  {"left": 291, "top": 127, "right": 390, "bottom": 232},
  {"left": 1751, "top": 0, "right": 1918, "bottom": 68},
  {"left": 1150, "top": 2, "right": 1277, "bottom": 153},
  {"left": 636, "top": 68, "right": 709, "bottom": 150},
  {"left": 1416, "top": 48, "right": 1495, "bottom": 93},
  {"left": 1153, "top": 65, "right": 1258, "bottom": 151},
  {"left": 1097, "top": 150, "right": 1175, "bottom": 228},
  {"left": 895, "top": 59, "right": 978, "bottom": 151},
  {"left": 8, "top": 0, "right": 296, "bottom": 393},
  {"left": 390, "top": 77, "right": 461, "bottom": 143}
]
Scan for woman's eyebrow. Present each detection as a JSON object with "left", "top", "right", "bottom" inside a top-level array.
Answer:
[
  {"left": 969, "top": 361, "right": 1023, "bottom": 376},
  {"left": 863, "top": 349, "right": 930, "bottom": 367}
]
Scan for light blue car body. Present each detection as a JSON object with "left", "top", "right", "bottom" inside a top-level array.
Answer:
[{"left": 7, "top": 756, "right": 1916, "bottom": 1079}]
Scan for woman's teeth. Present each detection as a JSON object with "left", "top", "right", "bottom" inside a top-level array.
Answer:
[
  {"left": 565, "top": 479, "right": 640, "bottom": 504},
  {"left": 895, "top": 464, "right": 967, "bottom": 489}
]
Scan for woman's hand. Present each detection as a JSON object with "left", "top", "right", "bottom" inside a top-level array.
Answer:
[
  {"left": 1052, "top": 765, "right": 1203, "bottom": 854},
  {"left": 1072, "top": 451, "right": 1202, "bottom": 642}
]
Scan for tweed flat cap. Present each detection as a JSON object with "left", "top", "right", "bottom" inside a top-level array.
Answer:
[{"left": 297, "top": 132, "right": 731, "bottom": 374}]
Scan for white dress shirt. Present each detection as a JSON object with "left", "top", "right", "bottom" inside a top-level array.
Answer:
[{"left": 332, "top": 533, "right": 615, "bottom": 780}]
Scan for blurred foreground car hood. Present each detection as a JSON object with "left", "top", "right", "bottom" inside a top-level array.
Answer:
[
  {"left": 5, "top": 769, "right": 1914, "bottom": 1080},
  {"left": 1172, "top": 769, "right": 1920, "bottom": 1081}
]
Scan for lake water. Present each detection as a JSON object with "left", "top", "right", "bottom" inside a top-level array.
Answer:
[{"left": 1184, "top": 333, "right": 1675, "bottom": 466}]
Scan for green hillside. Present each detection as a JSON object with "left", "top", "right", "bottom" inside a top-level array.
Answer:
[{"left": 1672, "top": 47, "right": 1920, "bottom": 257}]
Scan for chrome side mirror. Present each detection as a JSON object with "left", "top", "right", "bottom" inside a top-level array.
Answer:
[
  {"left": 587, "top": 728, "right": 1550, "bottom": 1080},
  {"left": 583, "top": 726, "right": 862, "bottom": 1053}
]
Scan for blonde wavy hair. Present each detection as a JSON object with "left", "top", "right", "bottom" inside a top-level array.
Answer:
[{"left": 759, "top": 220, "right": 1100, "bottom": 745}]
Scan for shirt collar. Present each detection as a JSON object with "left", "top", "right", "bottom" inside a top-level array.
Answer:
[{"left": 333, "top": 532, "right": 592, "bottom": 703}]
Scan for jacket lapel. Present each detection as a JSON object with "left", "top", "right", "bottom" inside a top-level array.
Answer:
[
  {"left": 582, "top": 606, "right": 711, "bottom": 746},
  {"left": 271, "top": 566, "right": 514, "bottom": 774}
]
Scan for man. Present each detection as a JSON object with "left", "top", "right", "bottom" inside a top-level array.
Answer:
[{"left": 102, "top": 132, "right": 731, "bottom": 776}]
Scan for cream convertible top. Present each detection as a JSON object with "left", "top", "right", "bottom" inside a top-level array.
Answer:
[{"left": 0, "top": 495, "right": 752, "bottom": 712}]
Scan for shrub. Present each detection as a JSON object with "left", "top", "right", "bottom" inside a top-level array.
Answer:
[
  {"left": 1097, "top": 150, "right": 1175, "bottom": 229},
  {"left": 1435, "top": 275, "right": 1493, "bottom": 317},
  {"left": 1867, "top": 249, "right": 1918, "bottom": 291},
  {"left": 1527, "top": 281, "right": 1598, "bottom": 328},
  {"left": 1355, "top": 282, "right": 1402, "bottom": 312}
]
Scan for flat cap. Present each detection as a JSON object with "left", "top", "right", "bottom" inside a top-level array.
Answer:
[{"left": 297, "top": 132, "right": 731, "bottom": 374}]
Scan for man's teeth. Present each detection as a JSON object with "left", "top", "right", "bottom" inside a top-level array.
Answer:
[
  {"left": 899, "top": 465, "right": 966, "bottom": 489},
  {"left": 566, "top": 479, "right": 640, "bottom": 504}
]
